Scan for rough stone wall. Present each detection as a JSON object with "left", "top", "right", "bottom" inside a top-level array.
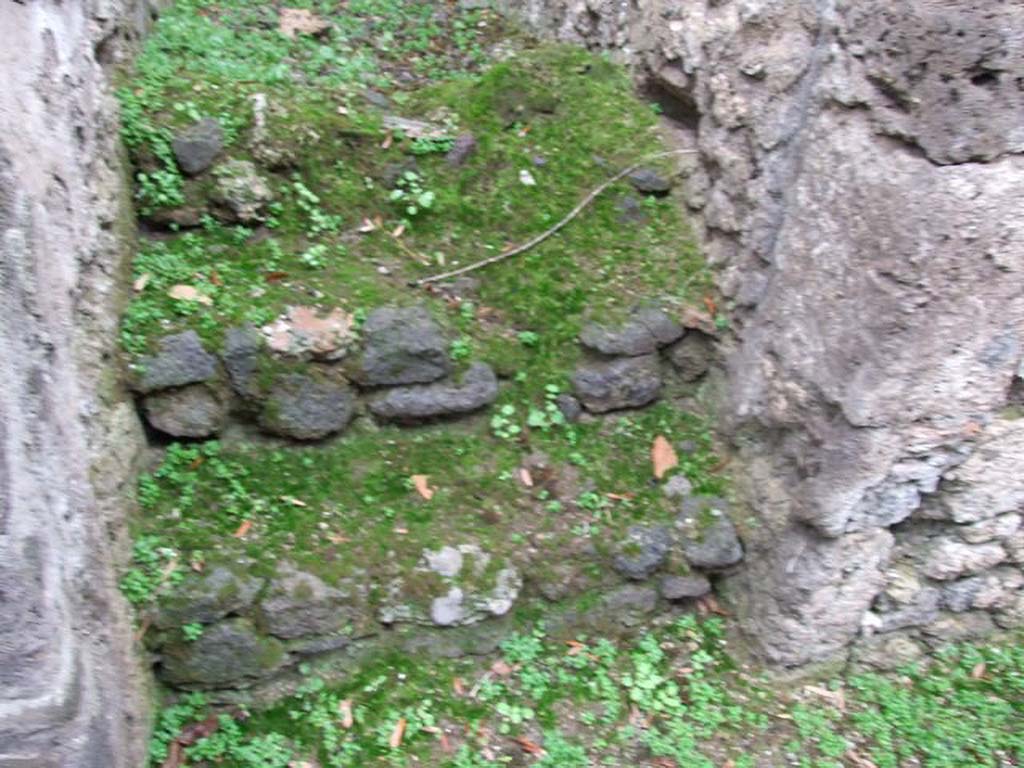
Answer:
[
  {"left": 502, "top": 0, "right": 1024, "bottom": 665},
  {"left": 0, "top": 2, "right": 164, "bottom": 765}
]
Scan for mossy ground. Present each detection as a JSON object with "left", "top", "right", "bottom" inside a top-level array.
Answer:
[
  {"left": 148, "top": 616, "right": 1024, "bottom": 768},
  {"left": 120, "top": 0, "right": 721, "bottom": 633}
]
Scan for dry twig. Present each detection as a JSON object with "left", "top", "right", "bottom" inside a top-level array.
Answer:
[{"left": 412, "top": 149, "right": 697, "bottom": 286}]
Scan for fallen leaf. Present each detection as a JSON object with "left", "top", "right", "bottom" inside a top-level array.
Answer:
[
  {"left": 358, "top": 217, "right": 377, "bottom": 233},
  {"left": 190, "top": 559, "right": 205, "bottom": 573},
  {"left": 168, "top": 284, "right": 213, "bottom": 305},
  {"left": 388, "top": 717, "right": 407, "bottom": 749},
  {"left": 703, "top": 294, "right": 717, "bottom": 316},
  {"left": 679, "top": 306, "right": 717, "bottom": 334},
  {"left": 338, "top": 699, "right": 354, "bottom": 729},
  {"left": 805, "top": 684, "right": 846, "bottom": 711},
  {"left": 519, "top": 468, "right": 534, "bottom": 487},
  {"left": 279, "top": 495, "right": 308, "bottom": 507},
  {"left": 606, "top": 492, "right": 635, "bottom": 501},
  {"left": 391, "top": 223, "right": 406, "bottom": 238},
  {"left": 971, "top": 661, "right": 987, "bottom": 679},
  {"left": 134, "top": 617, "right": 152, "bottom": 643},
  {"left": 233, "top": 520, "right": 253, "bottom": 538},
  {"left": 411, "top": 474, "right": 435, "bottom": 500},
  {"left": 209, "top": 270, "right": 222, "bottom": 286},
  {"left": 490, "top": 659, "right": 513, "bottom": 677},
  {"left": 566, "top": 640, "right": 585, "bottom": 656},
  {"left": 380, "top": 131, "right": 393, "bottom": 150},
  {"left": 159, "top": 741, "right": 184, "bottom": 768},
  {"left": 133, "top": 273, "right": 151, "bottom": 292},
  {"left": 452, "top": 677, "right": 466, "bottom": 696},
  {"left": 514, "top": 736, "right": 544, "bottom": 755},
  {"left": 265, "top": 271, "right": 290, "bottom": 283},
  {"left": 188, "top": 456, "right": 206, "bottom": 470},
  {"left": 327, "top": 533, "right": 350, "bottom": 544},
  {"left": 337, "top": 105, "right": 350, "bottom": 116},
  {"left": 845, "top": 750, "right": 879, "bottom": 768},
  {"left": 178, "top": 714, "right": 221, "bottom": 746},
  {"left": 651, "top": 435, "right": 678, "bottom": 480},
  {"left": 393, "top": 527, "right": 409, "bottom": 535},
  {"left": 279, "top": 8, "right": 331, "bottom": 39},
  {"left": 696, "top": 594, "right": 729, "bottom": 616},
  {"left": 652, "top": 758, "right": 679, "bottom": 768}
]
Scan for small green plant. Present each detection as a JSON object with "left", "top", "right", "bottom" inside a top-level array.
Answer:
[
  {"left": 409, "top": 136, "right": 456, "bottom": 155},
  {"left": 450, "top": 337, "right": 472, "bottom": 360},
  {"left": 490, "top": 404, "right": 521, "bottom": 440},
  {"left": 119, "top": 535, "right": 181, "bottom": 606},
  {"left": 517, "top": 330, "right": 540, "bottom": 347},
  {"left": 291, "top": 178, "right": 343, "bottom": 235},
  {"left": 182, "top": 622, "right": 204, "bottom": 642},
  {"left": 389, "top": 170, "right": 435, "bottom": 218}
]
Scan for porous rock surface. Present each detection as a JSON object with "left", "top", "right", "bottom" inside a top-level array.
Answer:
[
  {"left": 368, "top": 361, "right": 499, "bottom": 422},
  {"left": 505, "top": 0, "right": 1024, "bottom": 665},
  {"left": 356, "top": 305, "right": 453, "bottom": 387},
  {"left": 0, "top": 2, "right": 164, "bottom": 765}
]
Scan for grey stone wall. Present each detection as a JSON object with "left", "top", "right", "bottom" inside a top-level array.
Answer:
[
  {"left": 0, "top": 2, "right": 162, "bottom": 765},
  {"left": 502, "top": 0, "right": 1024, "bottom": 665}
]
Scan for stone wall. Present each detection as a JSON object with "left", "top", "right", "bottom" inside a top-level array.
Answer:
[
  {"left": 501, "top": 0, "right": 1024, "bottom": 665},
  {"left": 0, "top": 2, "right": 165, "bottom": 765}
]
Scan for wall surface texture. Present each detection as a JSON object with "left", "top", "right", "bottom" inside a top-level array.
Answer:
[
  {"left": 503, "top": 0, "right": 1024, "bottom": 665},
  {"left": 0, "top": 2, "right": 161, "bottom": 765}
]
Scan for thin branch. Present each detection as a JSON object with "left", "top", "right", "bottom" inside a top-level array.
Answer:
[{"left": 412, "top": 149, "right": 698, "bottom": 286}]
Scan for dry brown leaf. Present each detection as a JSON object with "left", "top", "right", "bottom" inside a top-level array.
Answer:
[
  {"left": 338, "top": 699, "right": 354, "bottom": 729},
  {"left": 490, "top": 659, "right": 513, "bottom": 677},
  {"left": 168, "top": 284, "right": 213, "bottom": 305},
  {"left": 388, "top": 717, "right": 407, "bottom": 749},
  {"left": 519, "top": 468, "right": 534, "bottom": 487},
  {"left": 393, "top": 527, "right": 409, "bottom": 535},
  {"left": 514, "top": 736, "right": 544, "bottom": 755},
  {"left": 233, "top": 519, "right": 252, "bottom": 538},
  {"left": 651, "top": 435, "right": 678, "bottom": 480},
  {"left": 209, "top": 270, "right": 222, "bottom": 286},
  {"left": 411, "top": 474, "right": 435, "bottom": 500},
  {"left": 279, "top": 8, "right": 331, "bottom": 39},
  {"left": 391, "top": 223, "right": 406, "bottom": 238},
  {"left": 380, "top": 131, "right": 393, "bottom": 150},
  {"left": 452, "top": 677, "right": 466, "bottom": 696},
  {"left": 566, "top": 640, "right": 585, "bottom": 656},
  {"left": 845, "top": 749, "right": 879, "bottom": 768},
  {"left": 327, "top": 533, "right": 350, "bottom": 544},
  {"left": 279, "top": 495, "right": 308, "bottom": 507},
  {"left": 606, "top": 492, "right": 635, "bottom": 501},
  {"left": 178, "top": 714, "right": 221, "bottom": 746},
  {"left": 358, "top": 217, "right": 377, "bottom": 233},
  {"left": 133, "top": 273, "right": 151, "bottom": 292},
  {"left": 971, "top": 661, "right": 987, "bottom": 679},
  {"left": 265, "top": 271, "right": 290, "bottom": 283},
  {"left": 159, "top": 740, "right": 184, "bottom": 768}
]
